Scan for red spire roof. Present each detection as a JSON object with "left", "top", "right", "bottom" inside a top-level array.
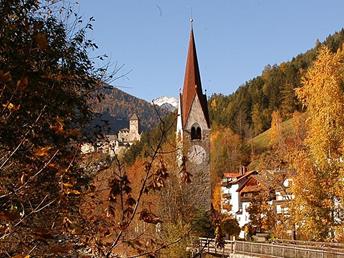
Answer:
[{"left": 181, "top": 28, "right": 210, "bottom": 128}]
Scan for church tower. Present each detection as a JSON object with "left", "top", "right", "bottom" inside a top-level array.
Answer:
[{"left": 177, "top": 24, "right": 211, "bottom": 211}]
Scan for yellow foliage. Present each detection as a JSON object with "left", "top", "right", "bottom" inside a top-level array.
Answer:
[
  {"left": 270, "top": 110, "right": 282, "bottom": 146},
  {"left": 210, "top": 99, "right": 217, "bottom": 109},
  {"left": 296, "top": 45, "right": 344, "bottom": 167},
  {"left": 65, "top": 189, "right": 81, "bottom": 195},
  {"left": 63, "top": 182, "right": 81, "bottom": 195},
  {"left": 63, "top": 183, "right": 73, "bottom": 188},
  {"left": 290, "top": 45, "right": 344, "bottom": 240},
  {"left": 2, "top": 102, "right": 20, "bottom": 111},
  {"left": 212, "top": 182, "right": 222, "bottom": 211}
]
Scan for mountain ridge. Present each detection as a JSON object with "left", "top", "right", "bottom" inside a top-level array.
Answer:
[
  {"left": 86, "top": 86, "right": 170, "bottom": 136},
  {"left": 152, "top": 96, "right": 178, "bottom": 112}
]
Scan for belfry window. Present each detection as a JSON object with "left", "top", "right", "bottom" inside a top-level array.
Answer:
[{"left": 191, "top": 123, "right": 202, "bottom": 140}]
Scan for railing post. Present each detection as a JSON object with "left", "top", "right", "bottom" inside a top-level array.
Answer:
[
  {"left": 200, "top": 238, "right": 202, "bottom": 258},
  {"left": 207, "top": 238, "right": 209, "bottom": 253},
  {"left": 261, "top": 243, "right": 263, "bottom": 255}
]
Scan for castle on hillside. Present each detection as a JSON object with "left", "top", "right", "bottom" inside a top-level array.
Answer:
[
  {"left": 118, "top": 114, "right": 141, "bottom": 143},
  {"left": 176, "top": 23, "right": 211, "bottom": 212},
  {"left": 81, "top": 113, "right": 141, "bottom": 156}
]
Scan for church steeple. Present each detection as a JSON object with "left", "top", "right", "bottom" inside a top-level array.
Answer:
[
  {"left": 176, "top": 23, "right": 211, "bottom": 212},
  {"left": 181, "top": 27, "right": 210, "bottom": 128}
]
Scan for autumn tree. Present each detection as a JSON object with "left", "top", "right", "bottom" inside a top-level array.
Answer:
[
  {"left": 269, "top": 111, "right": 283, "bottom": 147},
  {"left": 291, "top": 45, "right": 344, "bottom": 241},
  {"left": 79, "top": 110, "right": 211, "bottom": 257},
  {"left": 211, "top": 126, "right": 250, "bottom": 180},
  {"left": 251, "top": 104, "right": 264, "bottom": 136},
  {"left": 212, "top": 182, "right": 222, "bottom": 211},
  {"left": 0, "top": 0, "right": 107, "bottom": 256},
  {"left": 246, "top": 187, "right": 277, "bottom": 236},
  {"left": 221, "top": 217, "right": 240, "bottom": 240}
]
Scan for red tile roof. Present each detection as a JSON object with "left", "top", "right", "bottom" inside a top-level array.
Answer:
[
  {"left": 223, "top": 172, "right": 241, "bottom": 178},
  {"left": 240, "top": 184, "right": 261, "bottom": 193}
]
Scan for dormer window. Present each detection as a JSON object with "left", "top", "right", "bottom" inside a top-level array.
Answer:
[{"left": 191, "top": 123, "right": 202, "bottom": 140}]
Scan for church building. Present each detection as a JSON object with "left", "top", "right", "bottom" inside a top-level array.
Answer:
[{"left": 177, "top": 24, "right": 211, "bottom": 211}]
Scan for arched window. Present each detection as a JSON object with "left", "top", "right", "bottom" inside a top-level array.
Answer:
[
  {"left": 191, "top": 123, "right": 202, "bottom": 140},
  {"left": 191, "top": 127, "right": 196, "bottom": 139},
  {"left": 196, "top": 127, "right": 202, "bottom": 139}
]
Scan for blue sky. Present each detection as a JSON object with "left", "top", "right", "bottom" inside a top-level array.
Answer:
[{"left": 79, "top": 0, "right": 344, "bottom": 101}]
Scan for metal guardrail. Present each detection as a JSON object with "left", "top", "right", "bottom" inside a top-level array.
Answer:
[{"left": 194, "top": 238, "right": 344, "bottom": 258}]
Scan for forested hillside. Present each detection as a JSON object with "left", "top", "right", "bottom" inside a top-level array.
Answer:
[
  {"left": 209, "top": 29, "right": 344, "bottom": 137},
  {"left": 87, "top": 86, "right": 169, "bottom": 135}
]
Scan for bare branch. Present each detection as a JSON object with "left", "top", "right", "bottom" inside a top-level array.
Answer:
[{"left": 0, "top": 105, "right": 47, "bottom": 170}]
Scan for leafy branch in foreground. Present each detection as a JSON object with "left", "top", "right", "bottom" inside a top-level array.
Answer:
[{"left": 0, "top": 0, "right": 109, "bottom": 256}]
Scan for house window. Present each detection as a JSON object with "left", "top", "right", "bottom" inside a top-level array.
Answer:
[{"left": 191, "top": 123, "right": 202, "bottom": 140}]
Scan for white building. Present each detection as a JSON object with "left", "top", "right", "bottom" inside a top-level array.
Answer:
[
  {"left": 220, "top": 169, "right": 292, "bottom": 239},
  {"left": 221, "top": 170, "right": 258, "bottom": 238}
]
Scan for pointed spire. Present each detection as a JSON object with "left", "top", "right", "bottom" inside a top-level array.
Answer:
[{"left": 181, "top": 26, "right": 210, "bottom": 128}]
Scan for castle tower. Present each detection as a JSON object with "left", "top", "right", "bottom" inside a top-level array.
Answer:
[
  {"left": 129, "top": 113, "right": 140, "bottom": 142},
  {"left": 177, "top": 24, "right": 211, "bottom": 212},
  {"left": 129, "top": 114, "right": 139, "bottom": 134}
]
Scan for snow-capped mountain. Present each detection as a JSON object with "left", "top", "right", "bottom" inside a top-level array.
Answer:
[{"left": 152, "top": 96, "right": 178, "bottom": 111}]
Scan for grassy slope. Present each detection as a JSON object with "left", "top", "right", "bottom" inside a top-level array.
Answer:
[{"left": 250, "top": 117, "right": 295, "bottom": 152}]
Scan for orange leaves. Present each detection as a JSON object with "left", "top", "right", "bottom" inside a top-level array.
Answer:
[
  {"left": 50, "top": 117, "right": 64, "bottom": 134},
  {"left": 107, "top": 175, "right": 134, "bottom": 220},
  {"left": 17, "top": 76, "right": 28, "bottom": 90},
  {"left": 179, "top": 156, "right": 192, "bottom": 184},
  {"left": 33, "top": 146, "right": 52, "bottom": 157},
  {"left": 11, "top": 255, "right": 30, "bottom": 258},
  {"left": 0, "top": 70, "right": 12, "bottom": 82},
  {"left": 145, "top": 159, "right": 169, "bottom": 192},
  {"left": 47, "top": 162, "right": 58, "bottom": 169},
  {"left": 49, "top": 117, "right": 81, "bottom": 137},
  {"left": 139, "top": 208, "right": 162, "bottom": 225}
]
